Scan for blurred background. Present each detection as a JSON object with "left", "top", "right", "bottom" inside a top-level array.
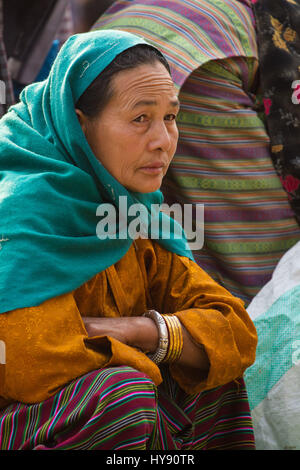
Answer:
[{"left": 0, "top": 0, "right": 115, "bottom": 116}]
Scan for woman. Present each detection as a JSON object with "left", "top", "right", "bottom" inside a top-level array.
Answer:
[
  {"left": 0, "top": 30, "right": 257, "bottom": 450},
  {"left": 92, "top": 0, "right": 300, "bottom": 306}
]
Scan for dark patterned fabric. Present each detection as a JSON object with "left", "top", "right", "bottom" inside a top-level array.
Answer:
[{"left": 252, "top": 0, "right": 300, "bottom": 223}]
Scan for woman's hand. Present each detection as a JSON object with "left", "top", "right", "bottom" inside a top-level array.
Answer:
[
  {"left": 82, "top": 315, "right": 209, "bottom": 373},
  {"left": 82, "top": 316, "right": 159, "bottom": 353}
]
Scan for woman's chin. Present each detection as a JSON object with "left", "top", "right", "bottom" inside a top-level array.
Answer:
[
  {"left": 126, "top": 177, "right": 163, "bottom": 194},
  {"left": 131, "top": 184, "right": 162, "bottom": 194}
]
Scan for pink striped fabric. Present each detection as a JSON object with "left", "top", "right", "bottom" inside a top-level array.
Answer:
[{"left": 0, "top": 366, "right": 255, "bottom": 450}]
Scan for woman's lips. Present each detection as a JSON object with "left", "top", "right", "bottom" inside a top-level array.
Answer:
[{"left": 139, "top": 162, "right": 165, "bottom": 175}]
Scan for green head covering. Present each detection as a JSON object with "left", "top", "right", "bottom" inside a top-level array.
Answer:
[{"left": 0, "top": 29, "right": 193, "bottom": 314}]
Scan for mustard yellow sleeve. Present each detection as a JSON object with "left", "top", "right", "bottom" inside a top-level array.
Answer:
[
  {"left": 0, "top": 290, "right": 162, "bottom": 406},
  {"left": 148, "top": 243, "right": 258, "bottom": 394}
]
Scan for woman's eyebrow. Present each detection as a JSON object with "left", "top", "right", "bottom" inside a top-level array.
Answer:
[{"left": 132, "top": 98, "right": 180, "bottom": 108}]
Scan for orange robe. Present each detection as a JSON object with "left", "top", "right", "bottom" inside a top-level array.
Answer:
[{"left": 0, "top": 239, "right": 257, "bottom": 409}]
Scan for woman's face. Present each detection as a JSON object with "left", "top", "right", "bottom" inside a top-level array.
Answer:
[{"left": 77, "top": 61, "right": 179, "bottom": 193}]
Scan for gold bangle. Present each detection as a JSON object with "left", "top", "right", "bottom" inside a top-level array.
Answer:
[{"left": 162, "top": 314, "right": 183, "bottom": 363}]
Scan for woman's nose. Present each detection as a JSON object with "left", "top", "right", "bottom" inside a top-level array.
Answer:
[{"left": 148, "top": 121, "right": 172, "bottom": 152}]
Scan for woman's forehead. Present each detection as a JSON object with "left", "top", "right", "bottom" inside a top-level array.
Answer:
[{"left": 111, "top": 62, "right": 177, "bottom": 105}]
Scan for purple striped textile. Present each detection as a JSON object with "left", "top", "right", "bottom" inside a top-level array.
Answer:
[{"left": 0, "top": 366, "right": 255, "bottom": 450}]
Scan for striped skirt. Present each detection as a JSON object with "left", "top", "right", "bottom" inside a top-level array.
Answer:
[{"left": 0, "top": 366, "right": 255, "bottom": 450}]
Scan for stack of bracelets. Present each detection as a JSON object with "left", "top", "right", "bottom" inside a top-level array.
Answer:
[{"left": 143, "top": 310, "right": 183, "bottom": 364}]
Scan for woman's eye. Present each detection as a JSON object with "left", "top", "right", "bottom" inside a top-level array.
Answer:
[
  {"left": 133, "top": 114, "right": 177, "bottom": 123},
  {"left": 134, "top": 115, "right": 147, "bottom": 123},
  {"left": 165, "top": 114, "right": 177, "bottom": 121}
]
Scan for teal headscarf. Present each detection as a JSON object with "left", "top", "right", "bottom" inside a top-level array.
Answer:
[{"left": 0, "top": 30, "right": 193, "bottom": 314}]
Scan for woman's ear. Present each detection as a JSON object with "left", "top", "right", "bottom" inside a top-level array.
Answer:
[{"left": 75, "top": 108, "right": 88, "bottom": 135}]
